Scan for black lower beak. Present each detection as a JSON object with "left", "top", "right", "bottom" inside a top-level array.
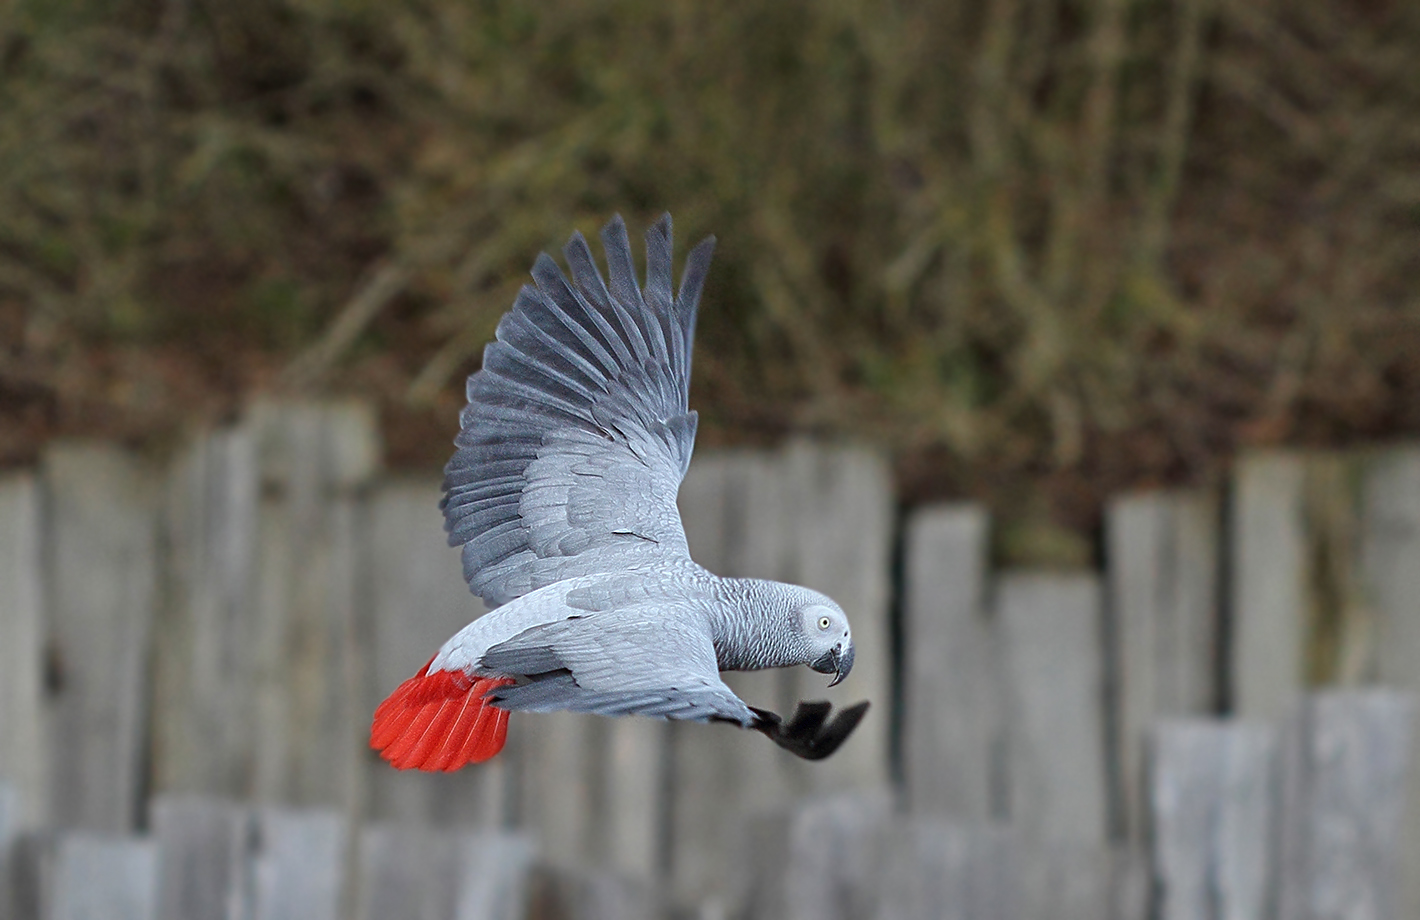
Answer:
[{"left": 813, "top": 643, "right": 855, "bottom": 687}]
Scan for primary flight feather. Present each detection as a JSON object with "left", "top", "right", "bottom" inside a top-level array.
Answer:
[{"left": 371, "top": 214, "right": 868, "bottom": 771}]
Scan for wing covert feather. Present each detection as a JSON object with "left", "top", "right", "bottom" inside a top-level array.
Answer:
[{"left": 442, "top": 214, "right": 716, "bottom": 607}]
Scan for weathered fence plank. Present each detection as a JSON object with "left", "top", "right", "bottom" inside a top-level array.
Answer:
[
  {"left": 49, "top": 834, "right": 158, "bottom": 920},
  {"left": 0, "top": 475, "right": 46, "bottom": 830},
  {"left": 357, "top": 823, "right": 534, "bottom": 920},
  {"left": 1231, "top": 453, "right": 1307, "bottom": 721},
  {"left": 997, "top": 572, "right": 1108, "bottom": 845},
  {"left": 247, "top": 401, "right": 377, "bottom": 811},
  {"left": 669, "top": 452, "right": 792, "bottom": 905},
  {"left": 1151, "top": 721, "right": 1276, "bottom": 920},
  {"left": 901, "top": 504, "right": 996, "bottom": 820},
  {"left": 516, "top": 710, "right": 597, "bottom": 868},
  {"left": 530, "top": 866, "right": 659, "bottom": 920},
  {"left": 1277, "top": 691, "right": 1417, "bottom": 920},
  {"left": 251, "top": 808, "right": 347, "bottom": 920},
  {"left": 1360, "top": 447, "right": 1420, "bottom": 920},
  {"left": 451, "top": 832, "right": 535, "bottom": 920},
  {"left": 50, "top": 836, "right": 155, "bottom": 920},
  {"left": 357, "top": 823, "right": 460, "bottom": 920},
  {"left": 365, "top": 480, "right": 506, "bottom": 828},
  {"left": 1017, "top": 843, "right": 1113, "bottom": 920},
  {"left": 737, "top": 792, "right": 891, "bottom": 920},
  {"left": 601, "top": 717, "right": 665, "bottom": 878},
  {"left": 151, "top": 796, "right": 251, "bottom": 920},
  {"left": 0, "top": 784, "right": 18, "bottom": 920},
  {"left": 1107, "top": 490, "right": 1220, "bottom": 842},
  {"left": 783, "top": 443, "right": 893, "bottom": 795},
  {"left": 152, "top": 429, "right": 260, "bottom": 799},
  {"left": 873, "top": 822, "right": 1017, "bottom": 920},
  {"left": 43, "top": 444, "right": 158, "bottom": 833}
]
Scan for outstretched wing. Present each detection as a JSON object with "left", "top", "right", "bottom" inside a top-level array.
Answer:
[
  {"left": 478, "top": 611, "right": 757, "bottom": 726},
  {"left": 442, "top": 214, "right": 716, "bottom": 607}
]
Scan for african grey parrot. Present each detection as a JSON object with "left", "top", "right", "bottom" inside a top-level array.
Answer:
[{"left": 371, "top": 214, "right": 868, "bottom": 772}]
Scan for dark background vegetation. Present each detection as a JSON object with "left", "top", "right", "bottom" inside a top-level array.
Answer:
[{"left": 3, "top": 0, "right": 1418, "bottom": 559}]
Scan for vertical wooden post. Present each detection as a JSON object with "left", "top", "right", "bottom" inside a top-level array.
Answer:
[
  {"left": 151, "top": 429, "right": 260, "bottom": 799},
  {"left": 1360, "top": 447, "right": 1420, "bottom": 920},
  {"left": 251, "top": 807, "right": 347, "bottom": 920},
  {"left": 1276, "top": 691, "right": 1417, "bottom": 920},
  {"left": 0, "top": 784, "right": 18, "bottom": 920},
  {"left": 1231, "top": 453, "right": 1307, "bottom": 721},
  {"left": 997, "top": 572, "right": 1109, "bottom": 846},
  {"left": 668, "top": 451, "right": 792, "bottom": 906},
  {"left": 1017, "top": 843, "right": 1113, "bottom": 920},
  {"left": 364, "top": 479, "right": 505, "bottom": 829},
  {"left": 358, "top": 824, "right": 535, "bottom": 920},
  {"left": 901, "top": 504, "right": 996, "bottom": 820},
  {"left": 49, "top": 835, "right": 158, "bottom": 920},
  {"left": 873, "top": 821, "right": 1018, "bottom": 920},
  {"left": 782, "top": 443, "right": 894, "bottom": 795},
  {"left": 1107, "top": 491, "right": 1220, "bottom": 843},
  {"left": 246, "top": 401, "right": 379, "bottom": 815},
  {"left": 151, "top": 796, "right": 252, "bottom": 920},
  {"left": 1151, "top": 720, "right": 1276, "bottom": 920},
  {"left": 43, "top": 444, "right": 158, "bottom": 833},
  {"left": 356, "top": 823, "right": 460, "bottom": 920},
  {"left": 0, "top": 475, "right": 47, "bottom": 829},
  {"left": 451, "top": 831, "right": 535, "bottom": 920}
]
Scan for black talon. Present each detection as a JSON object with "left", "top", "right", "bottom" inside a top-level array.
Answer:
[{"left": 749, "top": 700, "right": 870, "bottom": 761}]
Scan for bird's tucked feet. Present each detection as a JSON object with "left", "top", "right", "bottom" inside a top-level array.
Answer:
[{"left": 748, "top": 700, "right": 870, "bottom": 761}]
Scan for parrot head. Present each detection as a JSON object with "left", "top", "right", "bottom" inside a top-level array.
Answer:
[{"left": 800, "top": 601, "right": 855, "bottom": 687}]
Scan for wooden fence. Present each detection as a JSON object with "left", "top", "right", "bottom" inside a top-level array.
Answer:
[{"left": 1, "top": 400, "right": 1419, "bottom": 919}]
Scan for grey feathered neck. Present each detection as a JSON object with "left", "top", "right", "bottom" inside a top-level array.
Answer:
[{"left": 706, "top": 577, "right": 816, "bottom": 672}]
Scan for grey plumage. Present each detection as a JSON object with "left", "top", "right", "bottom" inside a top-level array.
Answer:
[{"left": 381, "top": 213, "right": 866, "bottom": 765}]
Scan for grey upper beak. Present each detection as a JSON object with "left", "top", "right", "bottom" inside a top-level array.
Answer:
[{"left": 828, "top": 642, "right": 854, "bottom": 686}]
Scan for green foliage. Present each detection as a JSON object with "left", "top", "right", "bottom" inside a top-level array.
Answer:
[{"left": 3, "top": 0, "right": 1419, "bottom": 511}]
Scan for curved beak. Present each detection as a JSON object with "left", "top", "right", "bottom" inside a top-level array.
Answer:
[{"left": 813, "top": 642, "right": 855, "bottom": 687}]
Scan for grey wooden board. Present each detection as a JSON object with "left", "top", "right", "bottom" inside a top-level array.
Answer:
[
  {"left": 1107, "top": 490, "right": 1219, "bottom": 842},
  {"left": 247, "top": 403, "right": 377, "bottom": 810},
  {"left": 531, "top": 865, "right": 660, "bottom": 920},
  {"left": 358, "top": 824, "right": 533, "bottom": 920},
  {"left": 1231, "top": 453, "right": 1307, "bottom": 721},
  {"left": 151, "top": 795, "right": 251, "bottom": 920},
  {"left": 901, "top": 504, "right": 997, "bottom": 820},
  {"left": 782, "top": 792, "right": 891, "bottom": 920},
  {"left": 151, "top": 429, "right": 260, "bottom": 799},
  {"left": 668, "top": 451, "right": 793, "bottom": 904},
  {"left": 251, "top": 808, "right": 347, "bottom": 920},
  {"left": 514, "top": 709, "right": 595, "bottom": 868},
  {"left": 1360, "top": 447, "right": 1420, "bottom": 920},
  {"left": 1017, "top": 842, "right": 1112, "bottom": 920},
  {"left": 0, "top": 475, "right": 47, "bottom": 830},
  {"left": 451, "top": 832, "right": 535, "bottom": 920},
  {"left": 364, "top": 480, "right": 506, "bottom": 828},
  {"left": 1151, "top": 720, "right": 1276, "bottom": 920},
  {"left": 0, "top": 784, "right": 17, "bottom": 920},
  {"left": 42, "top": 444, "right": 158, "bottom": 833},
  {"left": 782, "top": 442, "right": 893, "bottom": 794},
  {"left": 48, "top": 834, "right": 157, "bottom": 920},
  {"left": 600, "top": 716, "right": 664, "bottom": 877},
  {"left": 1277, "top": 691, "right": 1417, "bottom": 920},
  {"left": 873, "top": 821, "right": 1017, "bottom": 920},
  {"left": 997, "top": 572, "right": 1108, "bottom": 845},
  {"left": 357, "top": 823, "right": 460, "bottom": 920}
]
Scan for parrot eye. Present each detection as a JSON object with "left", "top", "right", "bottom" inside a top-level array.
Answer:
[{"left": 818, "top": 616, "right": 831, "bottom": 630}]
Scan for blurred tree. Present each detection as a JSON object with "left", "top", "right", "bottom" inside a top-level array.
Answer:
[{"left": 1, "top": 0, "right": 1418, "bottom": 530}]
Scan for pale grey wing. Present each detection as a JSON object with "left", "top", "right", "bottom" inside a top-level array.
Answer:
[
  {"left": 476, "top": 613, "right": 755, "bottom": 727},
  {"left": 442, "top": 214, "right": 716, "bottom": 607}
]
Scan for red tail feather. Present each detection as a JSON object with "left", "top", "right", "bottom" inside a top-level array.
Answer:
[{"left": 370, "top": 657, "right": 514, "bottom": 771}]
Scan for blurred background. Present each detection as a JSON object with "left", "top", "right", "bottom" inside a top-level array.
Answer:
[{"left": 2, "top": 1, "right": 1420, "bottom": 919}]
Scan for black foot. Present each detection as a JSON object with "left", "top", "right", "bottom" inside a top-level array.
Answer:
[{"left": 749, "top": 700, "right": 870, "bottom": 761}]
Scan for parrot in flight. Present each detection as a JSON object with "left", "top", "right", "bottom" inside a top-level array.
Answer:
[{"left": 370, "top": 213, "right": 869, "bottom": 772}]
